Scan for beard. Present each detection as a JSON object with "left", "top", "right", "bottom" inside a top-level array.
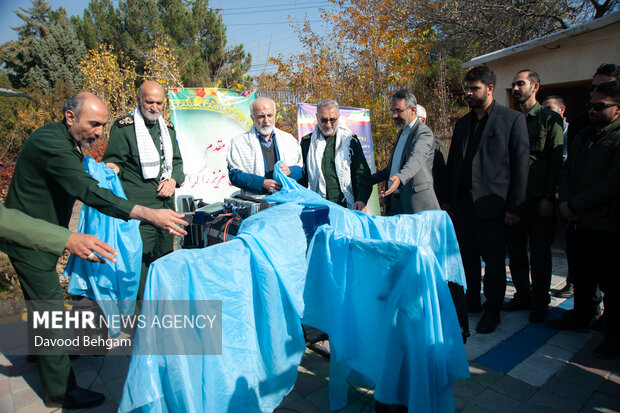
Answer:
[
  {"left": 466, "top": 96, "right": 486, "bottom": 109},
  {"left": 255, "top": 123, "right": 274, "bottom": 136},
  {"left": 142, "top": 110, "right": 161, "bottom": 122}
]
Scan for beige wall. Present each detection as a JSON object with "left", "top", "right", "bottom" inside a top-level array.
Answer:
[{"left": 485, "top": 22, "right": 620, "bottom": 107}]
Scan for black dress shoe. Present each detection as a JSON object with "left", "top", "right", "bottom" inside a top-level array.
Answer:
[
  {"left": 502, "top": 297, "right": 532, "bottom": 311},
  {"left": 553, "top": 283, "right": 574, "bottom": 298},
  {"left": 44, "top": 387, "right": 105, "bottom": 409},
  {"left": 529, "top": 307, "right": 549, "bottom": 323},
  {"left": 476, "top": 311, "right": 500, "bottom": 334}
]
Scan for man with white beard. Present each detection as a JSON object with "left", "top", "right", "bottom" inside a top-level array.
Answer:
[
  {"left": 104, "top": 80, "right": 185, "bottom": 299},
  {"left": 227, "top": 97, "right": 303, "bottom": 196},
  {"left": 299, "top": 99, "right": 372, "bottom": 210}
]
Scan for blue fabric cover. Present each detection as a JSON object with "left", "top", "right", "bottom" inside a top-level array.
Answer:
[
  {"left": 119, "top": 203, "right": 308, "bottom": 412},
  {"left": 119, "top": 162, "right": 469, "bottom": 412},
  {"left": 64, "top": 157, "right": 142, "bottom": 335}
]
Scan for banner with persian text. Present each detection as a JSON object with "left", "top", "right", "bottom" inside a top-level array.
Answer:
[
  {"left": 169, "top": 88, "right": 256, "bottom": 204},
  {"left": 296, "top": 103, "right": 381, "bottom": 216}
]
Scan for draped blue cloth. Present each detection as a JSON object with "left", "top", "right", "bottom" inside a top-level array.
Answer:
[
  {"left": 64, "top": 157, "right": 142, "bottom": 336},
  {"left": 119, "top": 203, "right": 308, "bottom": 412},
  {"left": 119, "top": 162, "right": 469, "bottom": 412}
]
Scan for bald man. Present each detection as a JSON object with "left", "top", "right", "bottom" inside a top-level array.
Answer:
[
  {"left": 1, "top": 92, "right": 187, "bottom": 409},
  {"left": 104, "top": 81, "right": 185, "bottom": 300},
  {"left": 227, "top": 97, "right": 303, "bottom": 195}
]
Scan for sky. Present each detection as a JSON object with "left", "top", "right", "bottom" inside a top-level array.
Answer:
[{"left": 0, "top": 0, "right": 337, "bottom": 76}]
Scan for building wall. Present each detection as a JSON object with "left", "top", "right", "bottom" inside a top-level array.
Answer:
[{"left": 485, "top": 22, "right": 620, "bottom": 107}]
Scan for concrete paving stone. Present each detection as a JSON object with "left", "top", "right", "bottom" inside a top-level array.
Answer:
[
  {"left": 292, "top": 371, "right": 329, "bottom": 397},
  {"left": 280, "top": 397, "right": 328, "bottom": 413},
  {"left": 337, "top": 397, "right": 375, "bottom": 413},
  {"left": 95, "top": 357, "right": 129, "bottom": 382},
  {"left": 535, "top": 342, "right": 576, "bottom": 363},
  {"left": 9, "top": 376, "right": 29, "bottom": 393},
  {"left": 10, "top": 387, "right": 43, "bottom": 411},
  {"left": 465, "top": 339, "right": 495, "bottom": 361},
  {"left": 471, "top": 388, "right": 521, "bottom": 413},
  {"left": 305, "top": 386, "right": 330, "bottom": 411},
  {"left": 453, "top": 396, "right": 468, "bottom": 411},
  {"left": 278, "top": 389, "right": 302, "bottom": 407},
  {"left": 571, "top": 353, "right": 617, "bottom": 380},
  {"left": 0, "top": 378, "right": 9, "bottom": 397},
  {"left": 496, "top": 311, "right": 530, "bottom": 333},
  {"left": 514, "top": 388, "right": 580, "bottom": 413},
  {"left": 547, "top": 331, "right": 595, "bottom": 352},
  {"left": 542, "top": 375, "right": 595, "bottom": 404},
  {"left": 467, "top": 362, "right": 502, "bottom": 386},
  {"left": 13, "top": 404, "right": 56, "bottom": 413},
  {"left": 0, "top": 393, "right": 13, "bottom": 413},
  {"left": 452, "top": 378, "right": 486, "bottom": 401},
  {"left": 559, "top": 364, "right": 606, "bottom": 390},
  {"left": 8, "top": 358, "right": 37, "bottom": 376},
  {"left": 582, "top": 391, "right": 620, "bottom": 412},
  {"left": 490, "top": 375, "right": 537, "bottom": 401},
  {"left": 598, "top": 374, "right": 620, "bottom": 399},
  {"left": 508, "top": 353, "right": 566, "bottom": 387}
]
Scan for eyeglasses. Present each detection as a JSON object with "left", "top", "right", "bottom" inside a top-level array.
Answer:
[
  {"left": 319, "top": 117, "right": 338, "bottom": 124},
  {"left": 389, "top": 108, "right": 410, "bottom": 114},
  {"left": 587, "top": 102, "right": 619, "bottom": 112}
]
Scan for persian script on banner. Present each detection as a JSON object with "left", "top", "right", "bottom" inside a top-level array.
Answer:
[{"left": 169, "top": 88, "right": 256, "bottom": 204}]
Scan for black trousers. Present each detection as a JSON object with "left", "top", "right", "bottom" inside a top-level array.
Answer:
[
  {"left": 506, "top": 198, "right": 554, "bottom": 308},
  {"left": 567, "top": 227, "right": 620, "bottom": 341},
  {"left": 453, "top": 200, "right": 507, "bottom": 314}
]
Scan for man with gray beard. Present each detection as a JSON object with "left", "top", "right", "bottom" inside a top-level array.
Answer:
[
  {"left": 104, "top": 80, "right": 185, "bottom": 299},
  {"left": 227, "top": 97, "right": 303, "bottom": 195}
]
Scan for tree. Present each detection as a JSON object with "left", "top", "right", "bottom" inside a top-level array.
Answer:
[
  {"left": 72, "top": 0, "right": 252, "bottom": 87},
  {"left": 0, "top": 0, "right": 86, "bottom": 92}
]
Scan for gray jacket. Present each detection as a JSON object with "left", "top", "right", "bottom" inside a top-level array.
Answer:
[{"left": 373, "top": 120, "right": 439, "bottom": 214}]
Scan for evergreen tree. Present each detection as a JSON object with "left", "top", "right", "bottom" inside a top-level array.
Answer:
[{"left": 0, "top": 0, "right": 86, "bottom": 92}]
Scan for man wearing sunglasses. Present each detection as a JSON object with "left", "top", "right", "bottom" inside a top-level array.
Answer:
[
  {"left": 550, "top": 81, "right": 620, "bottom": 359},
  {"left": 299, "top": 99, "right": 372, "bottom": 210}
]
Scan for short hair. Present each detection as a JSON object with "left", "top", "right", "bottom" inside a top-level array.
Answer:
[
  {"left": 543, "top": 95, "right": 566, "bottom": 108},
  {"left": 391, "top": 90, "right": 417, "bottom": 108},
  {"left": 62, "top": 94, "right": 85, "bottom": 120},
  {"left": 594, "top": 80, "right": 620, "bottom": 104},
  {"left": 517, "top": 69, "right": 540, "bottom": 85},
  {"left": 465, "top": 66, "right": 496, "bottom": 87},
  {"left": 317, "top": 98, "right": 339, "bottom": 112},
  {"left": 416, "top": 104, "right": 427, "bottom": 119},
  {"left": 594, "top": 63, "right": 620, "bottom": 80},
  {"left": 250, "top": 97, "right": 276, "bottom": 116}
]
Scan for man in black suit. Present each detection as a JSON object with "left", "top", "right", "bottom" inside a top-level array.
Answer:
[
  {"left": 372, "top": 89, "right": 440, "bottom": 214},
  {"left": 442, "top": 66, "right": 529, "bottom": 334}
]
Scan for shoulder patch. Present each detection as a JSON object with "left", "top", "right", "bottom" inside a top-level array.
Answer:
[
  {"left": 116, "top": 115, "right": 134, "bottom": 127},
  {"left": 301, "top": 133, "right": 312, "bottom": 142},
  {"left": 164, "top": 118, "right": 174, "bottom": 129}
]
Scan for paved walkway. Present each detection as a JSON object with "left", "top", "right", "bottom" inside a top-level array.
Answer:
[{"left": 0, "top": 254, "right": 618, "bottom": 412}]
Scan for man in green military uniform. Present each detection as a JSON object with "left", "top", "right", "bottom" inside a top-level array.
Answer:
[
  {"left": 104, "top": 81, "right": 184, "bottom": 299},
  {"left": 0, "top": 204, "right": 116, "bottom": 262},
  {"left": 0, "top": 92, "right": 187, "bottom": 409},
  {"left": 504, "top": 69, "right": 564, "bottom": 323},
  {"left": 300, "top": 99, "right": 372, "bottom": 210}
]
